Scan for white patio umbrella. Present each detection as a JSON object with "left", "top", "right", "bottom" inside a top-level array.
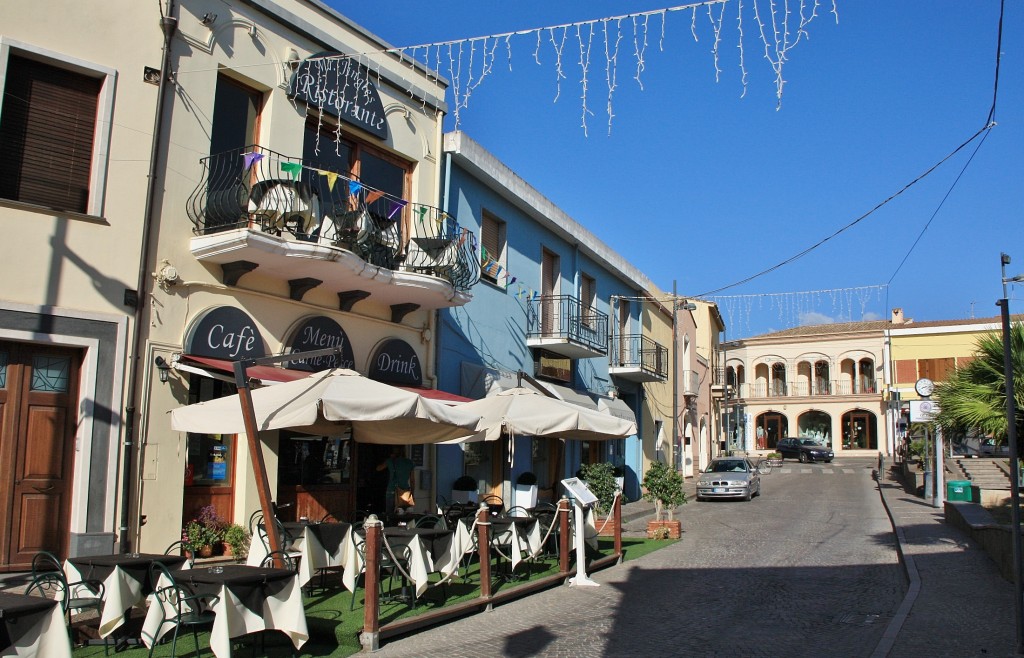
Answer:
[
  {"left": 453, "top": 387, "right": 637, "bottom": 442},
  {"left": 170, "top": 368, "right": 482, "bottom": 444}
]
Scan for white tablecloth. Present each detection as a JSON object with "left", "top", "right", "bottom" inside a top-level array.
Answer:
[
  {"left": 141, "top": 566, "right": 308, "bottom": 658},
  {"left": 0, "top": 595, "right": 72, "bottom": 658},
  {"left": 247, "top": 523, "right": 353, "bottom": 588},
  {"left": 64, "top": 554, "right": 189, "bottom": 638}
]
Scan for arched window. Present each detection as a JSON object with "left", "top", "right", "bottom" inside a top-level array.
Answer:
[{"left": 798, "top": 410, "right": 832, "bottom": 447}]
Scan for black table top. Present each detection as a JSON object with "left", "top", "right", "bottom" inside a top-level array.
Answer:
[
  {"left": 0, "top": 592, "right": 58, "bottom": 619},
  {"left": 184, "top": 565, "right": 295, "bottom": 587},
  {"left": 68, "top": 553, "right": 188, "bottom": 570},
  {"left": 0, "top": 593, "right": 61, "bottom": 653},
  {"left": 381, "top": 527, "right": 453, "bottom": 540},
  {"left": 492, "top": 516, "right": 537, "bottom": 526}
]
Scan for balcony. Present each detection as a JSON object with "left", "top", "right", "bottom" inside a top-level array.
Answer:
[
  {"left": 186, "top": 146, "right": 480, "bottom": 312},
  {"left": 681, "top": 370, "right": 700, "bottom": 396},
  {"left": 735, "top": 378, "right": 880, "bottom": 399},
  {"left": 609, "top": 334, "right": 667, "bottom": 382},
  {"left": 526, "top": 295, "right": 608, "bottom": 359}
]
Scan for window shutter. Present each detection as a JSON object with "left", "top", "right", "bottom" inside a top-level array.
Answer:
[
  {"left": 481, "top": 213, "right": 502, "bottom": 281},
  {"left": 0, "top": 55, "right": 101, "bottom": 213}
]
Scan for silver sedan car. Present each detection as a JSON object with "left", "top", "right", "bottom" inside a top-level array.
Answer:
[{"left": 696, "top": 457, "right": 761, "bottom": 501}]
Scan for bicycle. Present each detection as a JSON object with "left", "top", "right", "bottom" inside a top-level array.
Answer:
[{"left": 756, "top": 457, "right": 773, "bottom": 475}]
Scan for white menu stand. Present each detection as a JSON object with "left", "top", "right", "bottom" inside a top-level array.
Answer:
[{"left": 561, "top": 477, "right": 600, "bottom": 588}]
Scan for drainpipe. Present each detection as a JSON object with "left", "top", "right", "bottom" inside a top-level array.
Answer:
[{"left": 120, "top": 2, "right": 176, "bottom": 553}]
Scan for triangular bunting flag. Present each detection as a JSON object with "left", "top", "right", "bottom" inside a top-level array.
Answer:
[
  {"left": 349, "top": 180, "right": 363, "bottom": 198},
  {"left": 320, "top": 170, "right": 338, "bottom": 192},
  {"left": 365, "top": 190, "right": 384, "bottom": 205},
  {"left": 242, "top": 151, "right": 264, "bottom": 171},
  {"left": 280, "top": 161, "right": 303, "bottom": 179},
  {"left": 387, "top": 199, "right": 407, "bottom": 220}
]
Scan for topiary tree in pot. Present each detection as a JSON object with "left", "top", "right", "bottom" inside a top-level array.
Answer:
[
  {"left": 578, "top": 462, "right": 619, "bottom": 515},
  {"left": 642, "top": 461, "right": 687, "bottom": 538}
]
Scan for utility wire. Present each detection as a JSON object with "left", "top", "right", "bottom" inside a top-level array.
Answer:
[
  {"left": 694, "top": 125, "right": 992, "bottom": 298},
  {"left": 696, "top": 0, "right": 1006, "bottom": 300}
]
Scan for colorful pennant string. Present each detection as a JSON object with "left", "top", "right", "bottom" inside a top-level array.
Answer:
[
  {"left": 387, "top": 199, "right": 408, "bottom": 220},
  {"left": 280, "top": 161, "right": 303, "bottom": 179},
  {"left": 242, "top": 151, "right": 264, "bottom": 170}
]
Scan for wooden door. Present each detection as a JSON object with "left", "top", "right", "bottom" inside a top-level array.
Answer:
[{"left": 0, "top": 342, "right": 79, "bottom": 567}]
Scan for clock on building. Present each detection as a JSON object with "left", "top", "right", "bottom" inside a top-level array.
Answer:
[{"left": 914, "top": 378, "right": 935, "bottom": 397}]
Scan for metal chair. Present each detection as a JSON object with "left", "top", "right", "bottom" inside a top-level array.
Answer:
[
  {"left": 533, "top": 502, "right": 561, "bottom": 559},
  {"left": 410, "top": 514, "right": 446, "bottom": 530},
  {"left": 164, "top": 540, "right": 196, "bottom": 569},
  {"left": 480, "top": 494, "right": 504, "bottom": 516},
  {"left": 146, "top": 561, "right": 218, "bottom": 658},
  {"left": 29, "top": 551, "right": 109, "bottom": 654}
]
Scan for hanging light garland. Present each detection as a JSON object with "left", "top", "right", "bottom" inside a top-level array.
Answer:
[
  {"left": 302, "top": 0, "right": 838, "bottom": 137},
  {"left": 710, "top": 284, "right": 887, "bottom": 338}
]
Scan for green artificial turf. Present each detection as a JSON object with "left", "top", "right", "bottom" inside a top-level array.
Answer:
[{"left": 71, "top": 539, "right": 676, "bottom": 658}]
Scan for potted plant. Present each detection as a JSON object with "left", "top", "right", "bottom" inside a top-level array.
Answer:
[
  {"left": 452, "top": 475, "right": 478, "bottom": 504},
  {"left": 579, "top": 462, "right": 620, "bottom": 536},
  {"left": 514, "top": 471, "right": 538, "bottom": 510},
  {"left": 222, "top": 523, "right": 250, "bottom": 561},
  {"left": 766, "top": 452, "right": 783, "bottom": 467},
  {"left": 641, "top": 461, "right": 687, "bottom": 539},
  {"left": 183, "top": 504, "right": 227, "bottom": 558}
]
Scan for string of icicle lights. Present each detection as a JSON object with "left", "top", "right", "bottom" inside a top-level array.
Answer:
[
  {"left": 306, "top": 0, "right": 839, "bottom": 136},
  {"left": 709, "top": 284, "right": 887, "bottom": 338}
]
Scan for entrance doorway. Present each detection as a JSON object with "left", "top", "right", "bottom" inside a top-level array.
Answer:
[
  {"left": 0, "top": 341, "right": 80, "bottom": 567},
  {"left": 755, "top": 412, "right": 788, "bottom": 450}
]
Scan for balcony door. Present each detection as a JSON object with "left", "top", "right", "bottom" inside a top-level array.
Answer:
[
  {"left": 0, "top": 342, "right": 80, "bottom": 567},
  {"left": 541, "top": 249, "right": 560, "bottom": 336},
  {"left": 617, "top": 299, "right": 630, "bottom": 366}
]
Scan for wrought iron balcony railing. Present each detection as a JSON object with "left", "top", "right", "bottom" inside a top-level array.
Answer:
[
  {"left": 526, "top": 295, "right": 609, "bottom": 356},
  {"left": 186, "top": 145, "right": 481, "bottom": 291},
  {"left": 736, "top": 378, "right": 879, "bottom": 399},
  {"left": 610, "top": 334, "right": 668, "bottom": 380}
]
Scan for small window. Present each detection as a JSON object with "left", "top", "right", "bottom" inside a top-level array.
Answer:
[
  {"left": 30, "top": 354, "right": 70, "bottom": 392},
  {"left": 480, "top": 211, "right": 506, "bottom": 285},
  {"left": 0, "top": 52, "right": 105, "bottom": 214}
]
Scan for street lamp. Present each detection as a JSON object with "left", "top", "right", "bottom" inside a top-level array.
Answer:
[{"left": 999, "top": 252, "right": 1023, "bottom": 654}]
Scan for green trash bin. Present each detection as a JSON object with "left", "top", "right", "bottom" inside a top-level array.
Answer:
[{"left": 946, "top": 480, "right": 972, "bottom": 502}]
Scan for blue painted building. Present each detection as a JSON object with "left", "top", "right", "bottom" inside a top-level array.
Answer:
[{"left": 433, "top": 132, "right": 670, "bottom": 506}]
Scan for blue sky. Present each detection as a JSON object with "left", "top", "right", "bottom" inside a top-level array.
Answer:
[{"left": 327, "top": 1, "right": 1022, "bottom": 338}]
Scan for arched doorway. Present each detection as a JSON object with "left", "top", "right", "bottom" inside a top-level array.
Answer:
[
  {"left": 755, "top": 412, "right": 788, "bottom": 449},
  {"left": 842, "top": 409, "right": 877, "bottom": 450}
]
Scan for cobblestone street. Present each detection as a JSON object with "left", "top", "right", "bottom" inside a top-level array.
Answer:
[{"left": 375, "top": 458, "right": 909, "bottom": 657}]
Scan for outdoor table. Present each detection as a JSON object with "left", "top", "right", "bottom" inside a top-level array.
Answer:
[
  {"left": 0, "top": 592, "right": 72, "bottom": 658},
  {"left": 490, "top": 516, "right": 542, "bottom": 572},
  {"left": 141, "top": 564, "right": 308, "bottom": 658},
  {"left": 350, "top": 526, "right": 438, "bottom": 598},
  {"left": 247, "top": 520, "right": 304, "bottom": 567},
  {"left": 248, "top": 521, "right": 353, "bottom": 588},
  {"left": 65, "top": 552, "right": 188, "bottom": 638}
]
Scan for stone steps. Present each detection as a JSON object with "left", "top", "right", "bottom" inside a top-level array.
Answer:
[{"left": 956, "top": 458, "right": 1012, "bottom": 490}]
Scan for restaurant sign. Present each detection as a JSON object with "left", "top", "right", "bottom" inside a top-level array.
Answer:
[
  {"left": 285, "top": 316, "right": 355, "bottom": 372},
  {"left": 287, "top": 52, "right": 388, "bottom": 140},
  {"left": 368, "top": 338, "right": 422, "bottom": 386},
  {"left": 184, "top": 306, "right": 267, "bottom": 360},
  {"left": 536, "top": 349, "right": 571, "bottom": 383}
]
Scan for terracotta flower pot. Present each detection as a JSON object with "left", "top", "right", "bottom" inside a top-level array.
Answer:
[
  {"left": 647, "top": 519, "right": 682, "bottom": 539},
  {"left": 198, "top": 545, "right": 215, "bottom": 559}
]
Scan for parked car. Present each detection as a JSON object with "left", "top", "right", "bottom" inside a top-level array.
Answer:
[
  {"left": 952, "top": 436, "right": 1008, "bottom": 457},
  {"left": 777, "top": 437, "right": 834, "bottom": 463},
  {"left": 696, "top": 457, "right": 761, "bottom": 501}
]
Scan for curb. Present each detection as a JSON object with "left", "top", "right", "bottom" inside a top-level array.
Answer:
[{"left": 870, "top": 470, "right": 921, "bottom": 658}]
